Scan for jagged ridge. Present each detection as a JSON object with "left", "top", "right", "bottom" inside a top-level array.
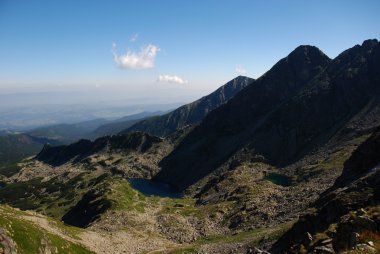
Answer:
[
  {"left": 121, "top": 75, "right": 254, "bottom": 137},
  {"left": 36, "top": 132, "right": 163, "bottom": 166}
]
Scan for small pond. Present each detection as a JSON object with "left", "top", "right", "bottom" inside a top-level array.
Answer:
[
  {"left": 264, "top": 173, "right": 292, "bottom": 187},
  {"left": 128, "top": 178, "right": 182, "bottom": 198}
]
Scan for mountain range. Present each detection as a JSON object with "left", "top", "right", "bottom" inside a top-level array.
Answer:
[
  {"left": 0, "top": 39, "right": 378, "bottom": 254},
  {"left": 28, "top": 111, "right": 165, "bottom": 143},
  {"left": 156, "top": 39, "right": 380, "bottom": 190}
]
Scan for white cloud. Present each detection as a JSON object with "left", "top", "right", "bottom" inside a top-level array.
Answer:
[
  {"left": 157, "top": 74, "right": 188, "bottom": 84},
  {"left": 130, "top": 33, "right": 138, "bottom": 42},
  {"left": 112, "top": 43, "right": 159, "bottom": 70},
  {"left": 235, "top": 64, "right": 247, "bottom": 75}
]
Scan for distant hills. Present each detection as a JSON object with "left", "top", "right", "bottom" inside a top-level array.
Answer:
[
  {"left": 27, "top": 118, "right": 109, "bottom": 143},
  {"left": 0, "top": 133, "right": 60, "bottom": 171},
  {"left": 121, "top": 76, "right": 254, "bottom": 137},
  {"left": 91, "top": 111, "right": 164, "bottom": 138},
  {"left": 27, "top": 111, "right": 165, "bottom": 143}
]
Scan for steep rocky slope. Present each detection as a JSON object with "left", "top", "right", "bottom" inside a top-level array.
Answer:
[
  {"left": 333, "top": 127, "right": 380, "bottom": 189},
  {"left": 156, "top": 39, "right": 380, "bottom": 191},
  {"left": 270, "top": 127, "right": 380, "bottom": 254},
  {"left": 122, "top": 76, "right": 254, "bottom": 137}
]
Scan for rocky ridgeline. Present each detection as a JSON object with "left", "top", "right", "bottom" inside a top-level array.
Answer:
[
  {"left": 36, "top": 132, "right": 163, "bottom": 166},
  {"left": 123, "top": 75, "right": 254, "bottom": 137}
]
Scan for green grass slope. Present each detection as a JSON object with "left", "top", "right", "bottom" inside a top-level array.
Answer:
[{"left": 0, "top": 205, "right": 94, "bottom": 254}]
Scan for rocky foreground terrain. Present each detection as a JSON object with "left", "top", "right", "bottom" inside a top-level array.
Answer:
[
  {"left": 0, "top": 40, "right": 379, "bottom": 253},
  {"left": 271, "top": 127, "right": 380, "bottom": 253}
]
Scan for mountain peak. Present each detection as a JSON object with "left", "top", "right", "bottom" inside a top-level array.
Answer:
[
  {"left": 362, "top": 38, "right": 378, "bottom": 48},
  {"left": 259, "top": 43, "right": 330, "bottom": 87},
  {"left": 234, "top": 75, "right": 250, "bottom": 79},
  {"left": 292, "top": 44, "right": 321, "bottom": 52},
  {"left": 287, "top": 44, "right": 330, "bottom": 63}
]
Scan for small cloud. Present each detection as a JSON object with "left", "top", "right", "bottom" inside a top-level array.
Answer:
[
  {"left": 235, "top": 64, "right": 247, "bottom": 75},
  {"left": 112, "top": 43, "right": 159, "bottom": 70},
  {"left": 157, "top": 74, "right": 188, "bottom": 84},
  {"left": 130, "top": 33, "right": 138, "bottom": 42}
]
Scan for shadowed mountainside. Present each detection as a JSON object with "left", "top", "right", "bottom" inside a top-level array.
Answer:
[
  {"left": 121, "top": 76, "right": 254, "bottom": 137},
  {"left": 155, "top": 39, "right": 380, "bottom": 190}
]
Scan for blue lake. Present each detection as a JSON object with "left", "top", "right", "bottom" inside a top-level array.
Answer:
[{"left": 128, "top": 178, "right": 182, "bottom": 198}]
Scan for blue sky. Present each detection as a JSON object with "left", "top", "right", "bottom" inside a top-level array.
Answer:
[{"left": 0, "top": 0, "right": 379, "bottom": 103}]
